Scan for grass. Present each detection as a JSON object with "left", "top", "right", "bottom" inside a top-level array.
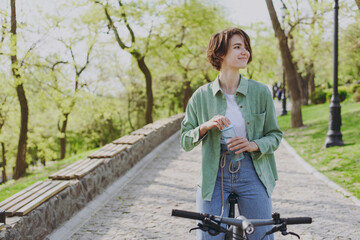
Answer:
[
  {"left": 0, "top": 148, "right": 97, "bottom": 202},
  {"left": 277, "top": 99, "right": 360, "bottom": 200}
]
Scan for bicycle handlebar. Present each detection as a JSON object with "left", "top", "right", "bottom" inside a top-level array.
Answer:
[
  {"left": 281, "top": 217, "right": 312, "bottom": 225},
  {"left": 172, "top": 209, "right": 312, "bottom": 227},
  {"left": 172, "top": 209, "right": 312, "bottom": 239},
  {"left": 172, "top": 209, "right": 210, "bottom": 221}
]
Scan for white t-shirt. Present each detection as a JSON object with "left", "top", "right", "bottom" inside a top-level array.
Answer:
[{"left": 220, "top": 93, "right": 248, "bottom": 144}]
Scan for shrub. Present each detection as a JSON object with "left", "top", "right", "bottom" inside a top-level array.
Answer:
[
  {"left": 339, "top": 89, "right": 348, "bottom": 102},
  {"left": 310, "top": 90, "right": 327, "bottom": 104},
  {"left": 351, "top": 84, "right": 360, "bottom": 93},
  {"left": 354, "top": 92, "right": 360, "bottom": 102},
  {"left": 326, "top": 91, "right": 332, "bottom": 101},
  {"left": 326, "top": 89, "right": 347, "bottom": 102}
]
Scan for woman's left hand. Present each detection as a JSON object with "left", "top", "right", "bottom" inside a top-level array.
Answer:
[{"left": 227, "top": 137, "right": 259, "bottom": 153}]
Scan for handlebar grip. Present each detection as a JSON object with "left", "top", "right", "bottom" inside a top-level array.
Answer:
[
  {"left": 172, "top": 209, "right": 207, "bottom": 221},
  {"left": 283, "top": 217, "right": 312, "bottom": 224}
]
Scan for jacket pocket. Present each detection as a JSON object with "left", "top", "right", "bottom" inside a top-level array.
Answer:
[{"left": 252, "top": 112, "right": 266, "bottom": 138}]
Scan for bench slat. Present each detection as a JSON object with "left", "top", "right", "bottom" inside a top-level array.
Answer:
[
  {"left": 131, "top": 128, "right": 155, "bottom": 136},
  {"left": 88, "top": 144, "right": 127, "bottom": 159},
  {"left": 112, "top": 135, "right": 143, "bottom": 145},
  {"left": 74, "top": 159, "right": 104, "bottom": 179},
  {"left": 63, "top": 158, "right": 93, "bottom": 179},
  {"left": 0, "top": 181, "right": 43, "bottom": 209},
  {"left": 49, "top": 159, "right": 86, "bottom": 179},
  {"left": 49, "top": 158, "right": 104, "bottom": 180},
  {"left": 1, "top": 181, "right": 52, "bottom": 213},
  {"left": 15, "top": 181, "right": 70, "bottom": 216},
  {"left": 143, "top": 123, "right": 163, "bottom": 130},
  {"left": 56, "top": 158, "right": 91, "bottom": 179},
  {"left": 6, "top": 181, "right": 58, "bottom": 216}
]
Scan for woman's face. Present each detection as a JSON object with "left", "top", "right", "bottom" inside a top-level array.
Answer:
[{"left": 221, "top": 34, "right": 250, "bottom": 71}]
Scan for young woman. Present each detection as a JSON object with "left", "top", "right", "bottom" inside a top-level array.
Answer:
[{"left": 180, "top": 28, "right": 282, "bottom": 240}]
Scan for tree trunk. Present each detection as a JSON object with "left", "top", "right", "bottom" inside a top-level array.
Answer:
[
  {"left": 300, "top": 75, "right": 309, "bottom": 105},
  {"left": 1, "top": 142, "right": 7, "bottom": 183},
  {"left": 183, "top": 81, "right": 191, "bottom": 112},
  {"left": 127, "top": 92, "right": 135, "bottom": 131},
  {"left": 265, "top": 0, "right": 303, "bottom": 127},
  {"left": 59, "top": 112, "right": 69, "bottom": 160},
  {"left": 182, "top": 69, "right": 191, "bottom": 112},
  {"left": 288, "top": 35, "right": 305, "bottom": 106},
  {"left": 356, "top": 0, "right": 360, "bottom": 10},
  {"left": 307, "top": 62, "right": 315, "bottom": 101},
  {"left": 11, "top": 0, "right": 29, "bottom": 179},
  {"left": 137, "top": 56, "right": 153, "bottom": 124}
]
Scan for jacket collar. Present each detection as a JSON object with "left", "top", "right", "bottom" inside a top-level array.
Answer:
[{"left": 212, "top": 74, "right": 248, "bottom": 96}]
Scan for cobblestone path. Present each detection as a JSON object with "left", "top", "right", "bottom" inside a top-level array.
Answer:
[{"left": 50, "top": 131, "right": 360, "bottom": 240}]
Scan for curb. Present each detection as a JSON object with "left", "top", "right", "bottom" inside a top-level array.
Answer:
[{"left": 281, "top": 138, "right": 360, "bottom": 208}]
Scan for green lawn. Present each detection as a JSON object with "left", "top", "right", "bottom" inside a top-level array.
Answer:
[
  {"left": 277, "top": 100, "right": 360, "bottom": 200},
  {"left": 0, "top": 149, "right": 96, "bottom": 202}
]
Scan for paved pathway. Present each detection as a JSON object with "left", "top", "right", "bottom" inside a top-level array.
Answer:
[{"left": 47, "top": 130, "right": 360, "bottom": 240}]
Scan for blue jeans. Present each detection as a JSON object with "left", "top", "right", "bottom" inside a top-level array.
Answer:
[{"left": 196, "top": 145, "right": 274, "bottom": 240}]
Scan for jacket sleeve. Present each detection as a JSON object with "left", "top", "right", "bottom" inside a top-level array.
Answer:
[
  {"left": 252, "top": 88, "right": 283, "bottom": 159},
  {"left": 180, "top": 94, "right": 208, "bottom": 152}
]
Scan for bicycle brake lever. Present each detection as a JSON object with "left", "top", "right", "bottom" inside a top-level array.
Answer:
[
  {"left": 189, "top": 223, "right": 207, "bottom": 233},
  {"left": 189, "top": 226, "right": 201, "bottom": 233},
  {"left": 281, "top": 230, "right": 300, "bottom": 239},
  {"left": 265, "top": 223, "right": 286, "bottom": 235},
  {"left": 189, "top": 218, "right": 228, "bottom": 236}
]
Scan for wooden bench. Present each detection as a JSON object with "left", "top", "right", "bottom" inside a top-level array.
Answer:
[
  {"left": 112, "top": 134, "right": 144, "bottom": 144},
  {"left": 0, "top": 181, "right": 69, "bottom": 216},
  {"left": 130, "top": 128, "right": 156, "bottom": 136},
  {"left": 88, "top": 143, "right": 128, "bottom": 159},
  {"left": 143, "top": 122, "right": 168, "bottom": 130},
  {"left": 49, "top": 158, "right": 105, "bottom": 180}
]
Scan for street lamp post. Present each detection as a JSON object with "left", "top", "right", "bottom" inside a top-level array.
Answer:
[
  {"left": 281, "top": 4, "right": 287, "bottom": 116},
  {"left": 325, "top": 0, "right": 344, "bottom": 148}
]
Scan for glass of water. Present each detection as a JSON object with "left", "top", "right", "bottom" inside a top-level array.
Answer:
[{"left": 221, "top": 124, "right": 245, "bottom": 162}]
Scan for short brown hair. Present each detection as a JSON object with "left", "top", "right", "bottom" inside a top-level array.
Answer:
[{"left": 207, "top": 27, "right": 252, "bottom": 71}]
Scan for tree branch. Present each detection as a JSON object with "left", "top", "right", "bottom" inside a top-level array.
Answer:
[
  {"left": 20, "top": 41, "right": 40, "bottom": 67},
  {"left": 145, "top": 22, "right": 153, "bottom": 54},
  {"left": 78, "top": 38, "right": 95, "bottom": 76},
  {"left": 51, "top": 61, "right": 69, "bottom": 71},
  {"left": 174, "top": 26, "right": 186, "bottom": 49},
  {"left": 118, "top": 0, "right": 135, "bottom": 43},
  {"left": 102, "top": 3, "right": 129, "bottom": 49}
]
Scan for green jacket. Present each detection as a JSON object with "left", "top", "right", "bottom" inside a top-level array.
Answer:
[{"left": 180, "top": 75, "right": 282, "bottom": 201}]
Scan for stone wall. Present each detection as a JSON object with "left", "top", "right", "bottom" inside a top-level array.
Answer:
[{"left": 0, "top": 113, "right": 184, "bottom": 240}]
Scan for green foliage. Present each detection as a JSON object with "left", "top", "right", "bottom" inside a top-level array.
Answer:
[
  {"left": 310, "top": 90, "right": 326, "bottom": 104},
  {"left": 339, "top": 16, "right": 360, "bottom": 85},
  {"left": 326, "top": 89, "right": 348, "bottom": 102},
  {"left": 351, "top": 84, "right": 360, "bottom": 93},
  {"left": 147, "top": 0, "right": 230, "bottom": 115},
  {"left": 243, "top": 23, "right": 282, "bottom": 84},
  {"left": 354, "top": 92, "right": 360, "bottom": 102},
  {"left": 277, "top": 101, "right": 360, "bottom": 200},
  {"left": 339, "top": 89, "right": 348, "bottom": 102}
]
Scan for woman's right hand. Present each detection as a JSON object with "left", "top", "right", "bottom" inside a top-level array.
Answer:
[{"left": 199, "top": 115, "right": 231, "bottom": 137}]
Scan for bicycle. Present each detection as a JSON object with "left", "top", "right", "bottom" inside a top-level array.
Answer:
[{"left": 171, "top": 207, "right": 312, "bottom": 240}]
